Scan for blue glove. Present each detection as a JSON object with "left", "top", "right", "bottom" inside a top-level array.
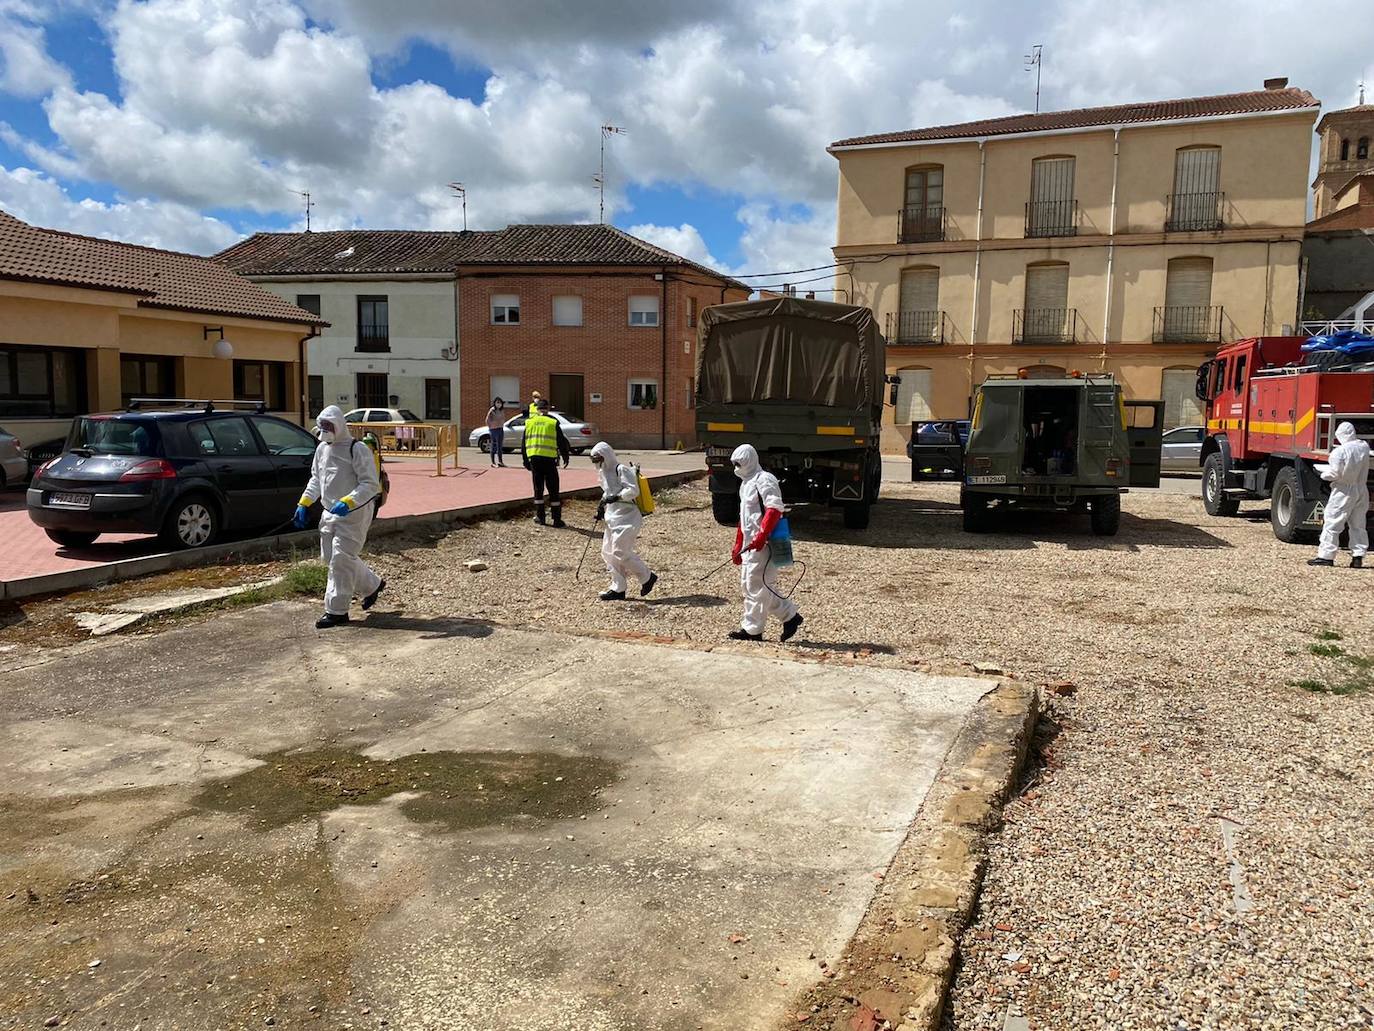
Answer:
[
  {"left": 329, "top": 501, "right": 350, "bottom": 516},
  {"left": 292, "top": 505, "right": 308, "bottom": 529}
]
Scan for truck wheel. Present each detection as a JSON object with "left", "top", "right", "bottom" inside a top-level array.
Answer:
[
  {"left": 1202, "top": 453, "right": 1239, "bottom": 517},
  {"left": 1269, "top": 466, "right": 1312, "bottom": 544},
  {"left": 710, "top": 491, "right": 737, "bottom": 527},
  {"left": 842, "top": 501, "right": 871, "bottom": 529},
  {"left": 962, "top": 491, "right": 990, "bottom": 533},
  {"left": 1089, "top": 493, "right": 1122, "bottom": 536}
]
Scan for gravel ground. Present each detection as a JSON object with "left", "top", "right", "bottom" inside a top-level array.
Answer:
[{"left": 368, "top": 479, "right": 1374, "bottom": 1031}]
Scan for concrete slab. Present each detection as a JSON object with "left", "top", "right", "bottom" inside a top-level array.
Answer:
[
  {"left": 0, "top": 603, "right": 993, "bottom": 1030},
  {"left": 71, "top": 578, "right": 280, "bottom": 635}
]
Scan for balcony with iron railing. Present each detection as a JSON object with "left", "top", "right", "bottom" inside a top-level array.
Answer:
[
  {"left": 1153, "top": 305, "right": 1223, "bottom": 343},
  {"left": 898, "top": 205, "right": 946, "bottom": 243},
  {"left": 1024, "top": 199, "right": 1078, "bottom": 238},
  {"left": 1165, "top": 191, "right": 1224, "bottom": 232},
  {"left": 1013, "top": 307, "right": 1080, "bottom": 344},
  {"left": 885, "top": 310, "right": 948, "bottom": 344},
  {"left": 356, "top": 323, "right": 390, "bottom": 352}
]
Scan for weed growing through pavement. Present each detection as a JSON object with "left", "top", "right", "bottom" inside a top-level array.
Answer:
[
  {"left": 1291, "top": 631, "right": 1372, "bottom": 696},
  {"left": 226, "top": 562, "right": 328, "bottom": 608}
]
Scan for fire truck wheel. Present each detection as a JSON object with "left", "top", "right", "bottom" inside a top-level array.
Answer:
[
  {"left": 1089, "top": 493, "right": 1121, "bottom": 536},
  {"left": 1269, "top": 466, "right": 1312, "bottom": 544},
  {"left": 1202, "top": 454, "right": 1239, "bottom": 517}
]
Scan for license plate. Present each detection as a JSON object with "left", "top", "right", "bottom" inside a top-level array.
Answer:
[
  {"left": 967, "top": 475, "right": 1006, "bottom": 485},
  {"left": 49, "top": 492, "right": 91, "bottom": 508}
]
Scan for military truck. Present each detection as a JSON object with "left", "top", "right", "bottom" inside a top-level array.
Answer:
[
  {"left": 696, "top": 297, "right": 890, "bottom": 529},
  {"left": 960, "top": 372, "right": 1162, "bottom": 535}
]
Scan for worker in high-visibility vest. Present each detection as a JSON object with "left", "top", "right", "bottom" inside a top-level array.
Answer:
[
  {"left": 521, "top": 398, "right": 571, "bottom": 527},
  {"left": 528, "top": 391, "right": 542, "bottom": 417}
]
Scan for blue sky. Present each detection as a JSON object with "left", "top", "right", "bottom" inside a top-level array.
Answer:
[{"left": 1, "top": 0, "right": 1371, "bottom": 281}]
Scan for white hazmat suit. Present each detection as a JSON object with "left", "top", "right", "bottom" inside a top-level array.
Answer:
[
  {"left": 1316, "top": 421, "right": 1370, "bottom": 562},
  {"left": 592, "top": 442, "right": 654, "bottom": 595},
  {"left": 732, "top": 444, "right": 800, "bottom": 637},
  {"left": 300, "top": 405, "right": 383, "bottom": 616}
]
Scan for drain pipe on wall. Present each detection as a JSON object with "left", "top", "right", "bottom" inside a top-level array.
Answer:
[
  {"left": 968, "top": 138, "right": 987, "bottom": 413},
  {"left": 298, "top": 326, "right": 319, "bottom": 425},
  {"left": 1101, "top": 126, "right": 1122, "bottom": 370},
  {"left": 659, "top": 266, "right": 669, "bottom": 449}
]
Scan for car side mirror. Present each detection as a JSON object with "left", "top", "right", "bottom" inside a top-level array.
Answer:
[{"left": 889, "top": 382, "right": 899, "bottom": 407}]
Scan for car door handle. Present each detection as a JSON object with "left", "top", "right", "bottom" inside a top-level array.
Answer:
[{"left": 216, "top": 464, "right": 234, "bottom": 473}]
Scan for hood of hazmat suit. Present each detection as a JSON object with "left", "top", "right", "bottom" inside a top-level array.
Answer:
[
  {"left": 732, "top": 443, "right": 783, "bottom": 539},
  {"left": 316, "top": 404, "right": 346, "bottom": 444}
]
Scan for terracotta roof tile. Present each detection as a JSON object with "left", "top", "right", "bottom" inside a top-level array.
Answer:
[
  {"left": 831, "top": 86, "right": 1319, "bottom": 148},
  {"left": 0, "top": 210, "right": 326, "bottom": 325},
  {"left": 214, "top": 223, "right": 748, "bottom": 289}
]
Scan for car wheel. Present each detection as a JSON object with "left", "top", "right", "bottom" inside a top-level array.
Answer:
[
  {"left": 842, "top": 500, "right": 871, "bottom": 529},
  {"left": 1202, "top": 453, "right": 1239, "bottom": 517},
  {"left": 161, "top": 494, "right": 219, "bottom": 549},
  {"left": 45, "top": 529, "right": 99, "bottom": 548},
  {"left": 1089, "top": 493, "right": 1122, "bottom": 536},
  {"left": 478, "top": 437, "right": 491, "bottom": 454}
]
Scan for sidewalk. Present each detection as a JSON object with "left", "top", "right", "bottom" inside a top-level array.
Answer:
[{"left": 1, "top": 456, "right": 695, "bottom": 601}]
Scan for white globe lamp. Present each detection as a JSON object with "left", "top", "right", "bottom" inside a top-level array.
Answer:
[{"left": 212, "top": 338, "right": 234, "bottom": 360}]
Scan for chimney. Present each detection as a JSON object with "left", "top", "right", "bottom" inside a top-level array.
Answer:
[{"left": 1264, "top": 77, "right": 1289, "bottom": 90}]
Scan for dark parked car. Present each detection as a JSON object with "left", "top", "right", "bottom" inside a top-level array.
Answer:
[
  {"left": 27, "top": 408, "right": 319, "bottom": 549},
  {"left": 908, "top": 419, "right": 971, "bottom": 480}
]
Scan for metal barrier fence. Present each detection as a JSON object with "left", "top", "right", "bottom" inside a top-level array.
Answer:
[{"left": 345, "top": 422, "right": 462, "bottom": 475}]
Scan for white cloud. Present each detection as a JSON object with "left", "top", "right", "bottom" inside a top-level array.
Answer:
[
  {"left": 626, "top": 222, "right": 725, "bottom": 271},
  {"left": 2, "top": 0, "right": 1372, "bottom": 273},
  {"left": 0, "top": 164, "right": 241, "bottom": 252}
]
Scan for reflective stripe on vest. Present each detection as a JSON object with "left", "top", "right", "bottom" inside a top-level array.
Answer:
[{"left": 524, "top": 414, "right": 559, "bottom": 458}]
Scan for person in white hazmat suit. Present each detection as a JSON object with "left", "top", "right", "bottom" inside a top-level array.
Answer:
[
  {"left": 293, "top": 405, "right": 386, "bottom": 627},
  {"left": 590, "top": 441, "right": 657, "bottom": 601},
  {"left": 1308, "top": 420, "right": 1370, "bottom": 569},
  {"left": 729, "top": 444, "right": 804, "bottom": 642}
]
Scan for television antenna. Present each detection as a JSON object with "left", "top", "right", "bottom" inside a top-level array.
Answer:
[
  {"left": 448, "top": 182, "right": 467, "bottom": 231},
  {"left": 293, "top": 190, "right": 314, "bottom": 232},
  {"left": 1024, "top": 44, "right": 1044, "bottom": 113},
  {"left": 598, "top": 124, "right": 627, "bottom": 223}
]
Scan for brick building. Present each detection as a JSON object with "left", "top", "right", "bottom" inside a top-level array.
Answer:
[{"left": 218, "top": 225, "right": 748, "bottom": 448}]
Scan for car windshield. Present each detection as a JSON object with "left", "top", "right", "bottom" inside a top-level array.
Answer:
[
  {"left": 68, "top": 417, "right": 161, "bottom": 456},
  {"left": 398, "top": 409, "right": 421, "bottom": 421}
]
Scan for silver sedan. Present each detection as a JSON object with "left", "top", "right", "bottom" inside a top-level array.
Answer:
[
  {"left": 1161, "top": 425, "right": 1204, "bottom": 472},
  {"left": 0, "top": 426, "right": 28, "bottom": 488},
  {"left": 468, "top": 411, "right": 602, "bottom": 455}
]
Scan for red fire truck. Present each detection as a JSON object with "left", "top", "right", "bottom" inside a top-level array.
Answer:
[{"left": 1197, "top": 335, "right": 1374, "bottom": 541}]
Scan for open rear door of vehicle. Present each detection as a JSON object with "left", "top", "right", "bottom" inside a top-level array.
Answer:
[{"left": 1125, "top": 400, "right": 1164, "bottom": 488}]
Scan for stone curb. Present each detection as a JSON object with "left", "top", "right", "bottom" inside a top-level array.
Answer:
[
  {"left": 789, "top": 680, "right": 1040, "bottom": 1031},
  {"left": 1, "top": 469, "right": 706, "bottom": 602}
]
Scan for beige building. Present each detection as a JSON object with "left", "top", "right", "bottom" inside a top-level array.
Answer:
[
  {"left": 829, "top": 82, "right": 1319, "bottom": 451},
  {"left": 0, "top": 211, "right": 324, "bottom": 446}
]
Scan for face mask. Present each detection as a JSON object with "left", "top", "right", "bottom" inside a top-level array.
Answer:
[
  {"left": 318, "top": 419, "right": 336, "bottom": 438},
  {"left": 732, "top": 460, "right": 746, "bottom": 480}
]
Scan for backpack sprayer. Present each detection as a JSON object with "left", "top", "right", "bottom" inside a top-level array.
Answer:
[{"left": 697, "top": 511, "right": 807, "bottom": 601}]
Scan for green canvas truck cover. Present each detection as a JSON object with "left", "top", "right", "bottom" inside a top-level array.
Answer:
[{"left": 695, "top": 297, "right": 885, "bottom": 410}]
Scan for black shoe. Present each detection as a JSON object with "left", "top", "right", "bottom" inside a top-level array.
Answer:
[
  {"left": 1353, "top": 556, "right": 1364, "bottom": 569},
  {"left": 780, "top": 612, "right": 804, "bottom": 643},
  {"left": 551, "top": 508, "right": 565, "bottom": 528},
  {"left": 1308, "top": 558, "right": 1335, "bottom": 567},
  {"left": 362, "top": 578, "right": 386, "bottom": 611},
  {"left": 640, "top": 572, "right": 658, "bottom": 597},
  {"left": 599, "top": 589, "right": 627, "bottom": 602},
  {"left": 315, "top": 613, "right": 350, "bottom": 629},
  {"left": 727, "top": 629, "right": 763, "bottom": 642}
]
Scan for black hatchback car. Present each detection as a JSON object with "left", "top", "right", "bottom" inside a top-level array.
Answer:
[{"left": 27, "top": 408, "right": 319, "bottom": 549}]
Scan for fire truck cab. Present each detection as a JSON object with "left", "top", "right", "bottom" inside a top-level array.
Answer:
[{"left": 1196, "top": 335, "right": 1374, "bottom": 542}]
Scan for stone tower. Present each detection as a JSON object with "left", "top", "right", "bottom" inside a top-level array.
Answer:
[{"left": 1313, "top": 96, "right": 1374, "bottom": 218}]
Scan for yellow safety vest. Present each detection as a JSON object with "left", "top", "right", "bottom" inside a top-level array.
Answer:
[
  {"left": 528, "top": 400, "right": 540, "bottom": 417},
  {"left": 524, "top": 414, "right": 559, "bottom": 459}
]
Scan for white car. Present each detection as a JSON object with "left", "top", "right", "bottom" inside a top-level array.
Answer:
[
  {"left": 0, "top": 426, "right": 27, "bottom": 488},
  {"left": 1161, "top": 425, "right": 1204, "bottom": 472},
  {"left": 343, "top": 407, "right": 423, "bottom": 424},
  {"left": 468, "top": 411, "right": 602, "bottom": 455}
]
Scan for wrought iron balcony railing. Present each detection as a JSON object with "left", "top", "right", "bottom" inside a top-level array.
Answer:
[
  {"left": 1024, "top": 199, "right": 1078, "bottom": 238},
  {"left": 1153, "top": 305, "right": 1223, "bottom": 343},
  {"left": 1013, "top": 307, "right": 1080, "bottom": 344},
  {"left": 1165, "top": 191, "right": 1224, "bottom": 232},
  {"left": 898, "top": 205, "right": 946, "bottom": 243},
  {"left": 356, "top": 323, "right": 390, "bottom": 352},
  {"left": 885, "top": 309, "right": 948, "bottom": 344}
]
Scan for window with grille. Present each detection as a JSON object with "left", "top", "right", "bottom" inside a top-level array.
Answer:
[
  {"left": 1028, "top": 157, "right": 1076, "bottom": 236},
  {"left": 357, "top": 295, "right": 388, "bottom": 352}
]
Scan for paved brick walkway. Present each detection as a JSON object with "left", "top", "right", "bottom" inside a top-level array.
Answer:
[{"left": 1, "top": 457, "right": 611, "bottom": 587}]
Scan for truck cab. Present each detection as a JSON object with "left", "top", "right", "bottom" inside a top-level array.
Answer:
[{"left": 960, "top": 372, "right": 1162, "bottom": 536}]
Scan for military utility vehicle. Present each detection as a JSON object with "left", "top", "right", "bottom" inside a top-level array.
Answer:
[
  {"left": 960, "top": 372, "right": 1162, "bottom": 535},
  {"left": 696, "top": 297, "right": 891, "bottom": 529}
]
